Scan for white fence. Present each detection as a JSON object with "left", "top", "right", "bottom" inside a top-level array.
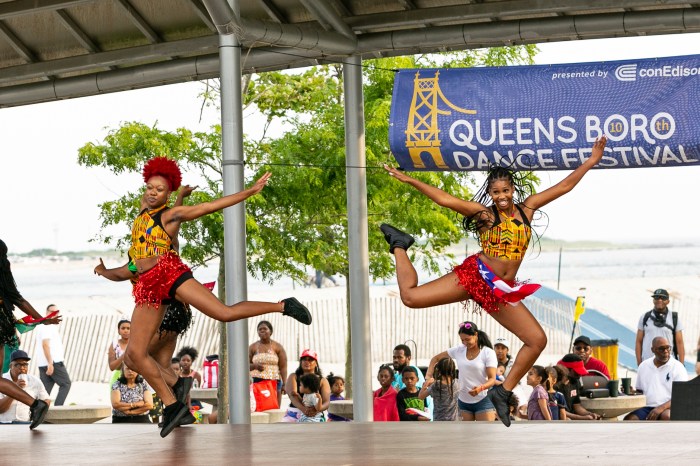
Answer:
[{"left": 18, "top": 295, "right": 584, "bottom": 383}]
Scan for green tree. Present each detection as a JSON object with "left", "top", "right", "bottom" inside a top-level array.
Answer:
[{"left": 78, "top": 46, "right": 539, "bottom": 400}]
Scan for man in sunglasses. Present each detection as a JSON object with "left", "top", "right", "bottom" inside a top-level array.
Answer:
[
  {"left": 635, "top": 289, "right": 685, "bottom": 366},
  {"left": 624, "top": 337, "right": 688, "bottom": 421},
  {"left": 573, "top": 335, "right": 610, "bottom": 379}
]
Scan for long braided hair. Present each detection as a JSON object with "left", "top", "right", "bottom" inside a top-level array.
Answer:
[
  {"left": 0, "top": 239, "right": 23, "bottom": 313},
  {"left": 433, "top": 357, "right": 457, "bottom": 401}
]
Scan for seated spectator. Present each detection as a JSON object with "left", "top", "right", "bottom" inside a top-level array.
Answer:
[
  {"left": 555, "top": 354, "right": 601, "bottom": 420},
  {"left": 546, "top": 366, "right": 567, "bottom": 420},
  {"left": 111, "top": 363, "right": 153, "bottom": 423},
  {"left": 373, "top": 364, "right": 399, "bottom": 422},
  {"left": 0, "top": 350, "right": 50, "bottom": 424},
  {"left": 391, "top": 344, "right": 425, "bottom": 390},
  {"left": 573, "top": 335, "right": 610, "bottom": 379},
  {"left": 624, "top": 336, "right": 688, "bottom": 421},
  {"left": 396, "top": 367, "right": 429, "bottom": 421},
  {"left": 327, "top": 372, "right": 350, "bottom": 422},
  {"left": 282, "top": 350, "right": 330, "bottom": 423}
]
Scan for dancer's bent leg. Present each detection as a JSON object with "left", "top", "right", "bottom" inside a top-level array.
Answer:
[
  {"left": 174, "top": 279, "right": 284, "bottom": 322},
  {"left": 393, "top": 249, "right": 469, "bottom": 308},
  {"left": 489, "top": 302, "right": 547, "bottom": 392},
  {"left": 124, "top": 304, "right": 176, "bottom": 406},
  {"left": 148, "top": 331, "right": 179, "bottom": 388}
]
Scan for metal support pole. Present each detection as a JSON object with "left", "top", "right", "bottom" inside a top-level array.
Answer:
[
  {"left": 344, "top": 55, "right": 372, "bottom": 422},
  {"left": 220, "top": 0, "right": 250, "bottom": 424}
]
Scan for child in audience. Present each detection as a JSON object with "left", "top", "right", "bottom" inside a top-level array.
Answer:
[
  {"left": 522, "top": 365, "right": 551, "bottom": 420},
  {"left": 373, "top": 364, "right": 399, "bottom": 421},
  {"left": 495, "top": 363, "right": 506, "bottom": 385},
  {"left": 397, "top": 367, "right": 429, "bottom": 421},
  {"left": 419, "top": 357, "right": 458, "bottom": 421},
  {"left": 546, "top": 365, "right": 567, "bottom": 420},
  {"left": 327, "top": 372, "right": 350, "bottom": 422},
  {"left": 298, "top": 373, "right": 324, "bottom": 423}
]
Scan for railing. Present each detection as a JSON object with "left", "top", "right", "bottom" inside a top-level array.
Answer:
[{"left": 19, "top": 295, "right": 579, "bottom": 383}]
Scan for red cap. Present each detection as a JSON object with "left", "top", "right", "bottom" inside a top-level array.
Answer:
[
  {"left": 300, "top": 349, "right": 318, "bottom": 361},
  {"left": 557, "top": 359, "right": 589, "bottom": 376}
]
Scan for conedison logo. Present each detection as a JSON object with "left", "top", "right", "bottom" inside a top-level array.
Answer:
[{"left": 615, "top": 64, "right": 637, "bottom": 81}]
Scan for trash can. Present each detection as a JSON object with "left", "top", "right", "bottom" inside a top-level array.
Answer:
[{"left": 590, "top": 339, "right": 618, "bottom": 380}]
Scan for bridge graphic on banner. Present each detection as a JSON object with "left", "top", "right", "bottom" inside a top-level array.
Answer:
[{"left": 405, "top": 71, "right": 476, "bottom": 168}]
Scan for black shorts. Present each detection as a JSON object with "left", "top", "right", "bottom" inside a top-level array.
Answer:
[{"left": 158, "top": 299, "right": 193, "bottom": 336}]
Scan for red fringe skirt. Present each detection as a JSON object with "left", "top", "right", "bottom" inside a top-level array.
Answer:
[
  {"left": 453, "top": 254, "right": 517, "bottom": 314},
  {"left": 133, "top": 252, "right": 192, "bottom": 306}
]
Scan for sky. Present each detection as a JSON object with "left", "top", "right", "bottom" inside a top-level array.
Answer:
[{"left": 1, "top": 33, "right": 699, "bottom": 253}]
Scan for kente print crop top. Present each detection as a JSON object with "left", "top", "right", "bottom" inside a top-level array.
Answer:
[{"left": 479, "top": 204, "right": 531, "bottom": 260}]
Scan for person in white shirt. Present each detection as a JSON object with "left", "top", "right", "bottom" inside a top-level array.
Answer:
[
  {"left": 0, "top": 350, "right": 50, "bottom": 424},
  {"left": 624, "top": 336, "right": 688, "bottom": 421},
  {"left": 35, "top": 304, "right": 72, "bottom": 405},
  {"left": 635, "top": 289, "right": 685, "bottom": 365}
]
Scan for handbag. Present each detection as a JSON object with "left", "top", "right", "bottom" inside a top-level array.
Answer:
[
  {"left": 202, "top": 359, "right": 219, "bottom": 389},
  {"left": 251, "top": 379, "right": 279, "bottom": 412}
]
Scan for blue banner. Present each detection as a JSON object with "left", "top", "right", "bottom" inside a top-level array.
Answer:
[{"left": 389, "top": 55, "right": 700, "bottom": 171}]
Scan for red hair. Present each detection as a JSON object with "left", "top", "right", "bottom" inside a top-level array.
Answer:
[{"left": 142, "top": 157, "right": 182, "bottom": 191}]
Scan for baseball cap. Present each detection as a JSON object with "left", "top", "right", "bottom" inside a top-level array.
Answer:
[
  {"left": 573, "top": 336, "right": 591, "bottom": 347},
  {"left": 494, "top": 337, "right": 510, "bottom": 349},
  {"left": 300, "top": 349, "right": 318, "bottom": 361},
  {"left": 557, "top": 353, "right": 588, "bottom": 376},
  {"left": 10, "top": 350, "right": 31, "bottom": 362},
  {"left": 651, "top": 289, "right": 669, "bottom": 299}
]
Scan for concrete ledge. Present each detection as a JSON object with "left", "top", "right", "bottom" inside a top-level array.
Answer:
[
  {"left": 263, "top": 408, "right": 286, "bottom": 423},
  {"left": 250, "top": 412, "right": 270, "bottom": 424},
  {"left": 45, "top": 405, "right": 112, "bottom": 424}
]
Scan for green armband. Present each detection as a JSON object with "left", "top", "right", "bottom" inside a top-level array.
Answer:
[{"left": 127, "top": 261, "right": 138, "bottom": 274}]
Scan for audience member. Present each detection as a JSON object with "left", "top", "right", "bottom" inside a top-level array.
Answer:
[
  {"left": 249, "top": 320, "right": 287, "bottom": 407},
  {"left": 107, "top": 318, "right": 130, "bottom": 387},
  {"left": 493, "top": 337, "right": 528, "bottom": 413},
  {"left": 177, "top": 346, "right": 202, "bottom": 387},
  {"left": 111, "top": 363, "right": 153, "bottom": 423},
  {"left": 0, "top": 350, "right": 50, "bottom": 424},
  {"left": 419, "top": 357, "right": 458, "bottom": 421},
  {"left": 573, "top": 335, "right": 610, "bottom": 378},
  {"left": 373, "top": 365, "right": 399, "bottom": 422},
  {"left": 397, "top": 367, "right": 429, "bottom": 421},
  {"left": 546, "top": 366, "right": 567, "bottom": 420},
  {"left": 298, "top": 373, "right": 324, "bottom": 422},
  {"left": 428, "top": 321, "right": 497, "bottom": 421},
  {"left": 171, "top": 357, "right": 181, "bottom": 376},
  {"left": 521, "top": 365, "right": 551, "bottom": 420},
  {"left": 636, "top": 289, "right": 685, "bottom": 365},
  {"left": 327, "top": 373, "right": 349, "bottom": 422},
  {"left": 282, "top": 349, "right": 330, "bottom": 422},
  {"left": 624, "top": 336, "right": 688, "bottom": 421},
  {"left": 35, "top": 304, "right": 72, "bottom": 405},
  {"left": 555, "top": 354, "right": 601, "bottom": 420},
  {"left": 391, "top": 344, "right": 425, "bottom": 390}
]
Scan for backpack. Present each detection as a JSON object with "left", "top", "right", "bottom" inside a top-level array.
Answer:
[{"left": 642, "top": 310, "right": 679, "bottom": 360}]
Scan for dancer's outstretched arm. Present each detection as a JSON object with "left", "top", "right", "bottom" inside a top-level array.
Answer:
[
  {"left": 383, "top": 165, "right": 484, "bottom": 217},
  {"left": 523, "top": 136, "right": 607, "bottom": 211},
  {"left": 94, "top": 260, "right": 132, "bottom": 282},
  {"left": 165, "top": 173, "right": 271, "bottom": 224}
]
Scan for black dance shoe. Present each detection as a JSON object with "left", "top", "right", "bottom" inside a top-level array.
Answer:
[
  {"left": 173, "top": 377, "right": 193, "bottom": 404},
  {"left": 488, "top": 385, "right": 512, "bottom": 427},
  {"left": 29, "top": 399, "right": 49, "bottom": 430},
  {"left": 380, "top": 223, "right": 415, "bottom": 254},
  {"left": 160, "top": 401, "right": 191, "bottom": 438},
  {"left": 282, "top": 297, "right": 312, "bottom": 325}
]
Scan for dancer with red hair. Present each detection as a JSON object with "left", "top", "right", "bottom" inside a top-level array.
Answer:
[
  {"left": 380, "top": 137, "right": 607, "bottom": 427},
  {"left": 120, "top": 157, "right": 312, "bottom": 437}
]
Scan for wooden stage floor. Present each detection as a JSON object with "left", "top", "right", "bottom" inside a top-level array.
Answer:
[{"left": 3, "top": 421, "right": 700, "bottom": 465}]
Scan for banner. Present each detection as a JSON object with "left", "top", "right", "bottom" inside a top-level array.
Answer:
[{"left": 389, "top": 55, "right": 700, "bottom": 171}]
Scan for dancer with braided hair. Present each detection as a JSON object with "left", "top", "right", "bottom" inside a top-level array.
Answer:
[
  {"left": 380, "top": 137, "right": 607, "bottom": 427},
  {"left": 117, "top": 157, "right": 312, "bottom": 437},
  {"left": 0, "top": 239, "right": 61, "bottom": 429}
]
